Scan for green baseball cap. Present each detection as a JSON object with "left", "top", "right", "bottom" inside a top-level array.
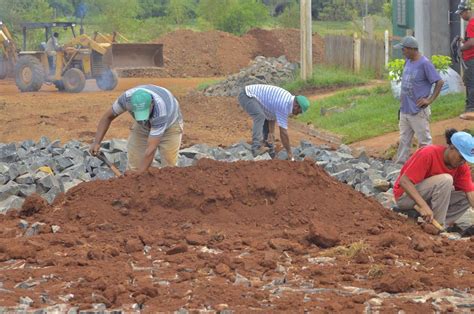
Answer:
[
  {"left": 131, "top": 90, "right": 152, "bottom": 121},
  {"left": 295, "top": 95, "right": 310, "bottom": 113}
]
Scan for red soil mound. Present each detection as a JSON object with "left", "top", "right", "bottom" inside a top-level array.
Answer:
[
  {"left": 0, "top": 159, "right": 472, "bottom": 311},
  {"left": 154, "top": 28, "right": 325, "bottom": 77}
]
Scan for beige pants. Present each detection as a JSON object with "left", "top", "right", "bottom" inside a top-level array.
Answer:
[
  {"left": 127, "top": 121, "right": 183, "bottom": 170},
  {"left": 395, "top": 108, "right": 432, "bottom": 164},
  {"left": 396, "top": 174, "right": 470, "bottom": 227}
]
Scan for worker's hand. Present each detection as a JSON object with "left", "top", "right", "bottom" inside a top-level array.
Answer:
[
  {"left": 417, "top": 204, "right": 434, "bottom": 223},
  {"left": 89, "top": 142, "right": 101, "bottom": 156},
  {"left": 416, "top": 97, "right": 431, "bottom": 108}
]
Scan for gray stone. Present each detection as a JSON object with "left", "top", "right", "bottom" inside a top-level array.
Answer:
[
  {"left": 43, "top": 186, "right": 61, "bottom": 204},
  {"left": 20, "top": 140, "right": 35, "bottom": 150},
  {"left": 177, "top": 156, "right": 194, "bottom": 167},
  {"left": 300, "top": 139, "right": 313, "bottom": 149},
  {"left": 18, "top": 184, "right": 37, "bottom": 197},
  {"left": 51, "top": 225, "right": 60, "bottom": 233},
  {"left": 63, "top": 147, "right": 86, "bottom": 163},
  {"left": 46, "top": 140, "right": 61, "bottom": 152},
  {"left": 0, "top": 174, "right": 9, "bottom": 185},
  {"left": 95, "top": 168, "right": 115, "bottom": 180},
  {"left": 29, "top": 157, "right": 54, "bottom": 172},
  {"left": 179, "top": 147, "right": 202, "bottom": 159},
  {"left": 0, "top": 181, "right": 20, "bottom": 201},
  {"left": 15, "top": 173, "right": 34, "bottom": 185},
  {"left": 0, "top": 195, "right": 24, "bottom": 214},
  {"left": 0, "top": 163, "right": 9, "bottom": 175},
  {"left": 37, "top": 136, "right": 51, "bottom": 149},
  {"left": 373, "top": 179, "right": 391, "bottom": 192},
  {"left": 276, "top": 150, "right": 289, "bottom": 160},
  {"left": 337, "top": 144, "right": 352, "bottom": 155},
  {"left": 25, "top": 222, "right": 47, "bottom": 237},
  {"left": 254, "top": 152, "right": 272, "bottom": 161},
  {"left": 63, "top": 179, "right": 83, "bottom": 192},
  {"left": 19, "top": 296, "right": 33, "bottom": 306},
  {"left": 234, "top": 273, "right": 251, "bottom": 287},
  {"left": 331, "top": 169, "right": 354, "bottom": 183},
  {"left": 18, "top": 219, "right": 29, "bottom": 229},
  {"left": 50, "top": 147, "right": 66, "bottom": 156},
  {"left": 54, "top": 156, "right": 74, "bottom": 172},
  {"left": 299, "top": 147, "right": 321, "bottom": 160},
  {"left": 64, "top": 139, "right": 83, "bottom": 149},
  {"left": 36, "top": 175, "right": 61, "bottom": 194},
  {"left": 109, "top": 138, "right": 128, "bottom": 152},
  {"left": 0, "top": 143, "right": 18, "bottom": 163}
]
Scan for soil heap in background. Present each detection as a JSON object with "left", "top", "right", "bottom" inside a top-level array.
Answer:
[
  {"left": 0, "top": 160, "right": 472, "bottom": 312},
  {"left": 147, "top": 28, "right": 324, "bottom": 77}
]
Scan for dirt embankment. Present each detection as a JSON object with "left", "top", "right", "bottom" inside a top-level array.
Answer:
[
  {"left": 0, "top": 159, "right": 472, "bottom": 311},
  {"left": 151, "top": 28, "right": 325, "bottom": 77}
]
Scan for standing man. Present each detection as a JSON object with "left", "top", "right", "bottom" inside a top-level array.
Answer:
[
  {"left": 238, "top": 84, "right": 310, "bottom": 159},
  {"left": 393, "top": 129, "right": 474, "bottom": 229},
  {"left": 45, "top": 32, "right": 60, "bottom": 74},
  {"left": 90, "top": 85, "right": 183, "bottom": 173},
  {"left": 394, "top": 36, "right": 444, "bottom": 164},
  {"left": 456, "top": 1, "right": 474, "bottom": 120}
]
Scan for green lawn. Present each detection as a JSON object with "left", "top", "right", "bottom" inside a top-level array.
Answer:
[
  {"left": 283, "top": 65, "right": 375, "bottom": 94},
  {"left": 298, "top": 85, "right": 465, "bottom": 144}
]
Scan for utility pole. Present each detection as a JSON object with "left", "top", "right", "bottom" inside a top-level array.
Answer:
[{"left": 300, "top": 0, "right": 312, "bottom": 80}]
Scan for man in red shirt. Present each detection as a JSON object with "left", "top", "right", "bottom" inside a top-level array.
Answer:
[
  {"left": 393, "top": 130, "right": 474, "bottom": 228},
  {"left": 457, "top": 1, "right": 474, "bottom": 119}
]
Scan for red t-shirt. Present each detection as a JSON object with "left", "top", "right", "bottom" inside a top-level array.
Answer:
[
  {"left": 393, "top": 145, "right": 474, "bottom": 200},
  {"left": 463, "top": 18, "right": 474, "bottom": 61}
]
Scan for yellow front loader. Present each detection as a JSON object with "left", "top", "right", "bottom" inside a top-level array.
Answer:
[
  {"left": 0, "top": 21, "right": 18, "bottom": 79},
  {"left": 8, "top": 22, "right": 163, "bottom": 93}
]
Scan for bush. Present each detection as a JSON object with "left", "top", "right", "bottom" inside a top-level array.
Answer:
[
  {"left": 277, "top": 3, "right": 300, "bottom": 29},
  {"left": 387, "top": 55, "right": 452, "bottom": 81},
  {"left": 197, "top": 0, "right": 269, "bottom": 35}
]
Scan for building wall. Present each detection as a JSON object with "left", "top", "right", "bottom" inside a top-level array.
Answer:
[{"left": 415, "top": 0, "right": 451, "bottom": 57}]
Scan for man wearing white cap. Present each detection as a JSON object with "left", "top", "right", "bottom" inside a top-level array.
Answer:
[
  {"left": 393, "top": 36, "right": 444, "bottom": 164},
  {"left": 393, "top": 129, "right": 474, "bottom": 228}
]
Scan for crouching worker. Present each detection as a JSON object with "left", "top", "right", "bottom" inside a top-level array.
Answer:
[
  {"left": 90, "top": 85, "right": 183, "bottom": 173},
  {"left": 393, "top": 129, "right": 474, "bottom": 228},
  {"left": 238, "top": 84, "right": 310, "bottom": 159}
]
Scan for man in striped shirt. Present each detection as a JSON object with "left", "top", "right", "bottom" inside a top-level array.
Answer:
[
  {"left": 238, "top": 84, "right": 310, "bottom": 159},
  {"left": 90, "top": 85, "right": 183, "bottom": 173}
]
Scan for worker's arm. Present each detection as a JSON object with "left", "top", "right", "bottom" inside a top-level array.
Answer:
[
  {"left": 279, "top": 126, "right": 293, "bottom": 160},
  {"left": 416, "top": 80, "right": 444, "bottom": 108},
  {"left": 267, "top": 120, "right": 276, "bottom": 144},
  {"left": 461, "top": 38, "right": 474, "bottom": 51},
  {"left": 399, "top": 174, "right": 433, "bottom": 222},
  {"left": 467, "top": 191, "right": 474, "bottom": 208},
  {"left": 137, "top": 136, "right": 160, "bottom": 174},
  {"left": 90, "top": 108, "right": 117, "bottom": 155}
]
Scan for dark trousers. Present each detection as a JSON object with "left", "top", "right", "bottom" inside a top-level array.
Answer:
[{"left": 463, "top": 59, "right": 474, "bottom": 112}]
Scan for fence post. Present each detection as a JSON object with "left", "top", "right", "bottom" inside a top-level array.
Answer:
[
  {"left": 353, "top": 33, "right": 361, "bottom": 73},
  {"left": 384, "top": 30, "right": 389, "bottom": 68},
  {"left": 300, "top": 0, "right": 313, "bottom": 80}
]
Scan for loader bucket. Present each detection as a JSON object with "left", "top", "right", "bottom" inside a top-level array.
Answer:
[{"left": 104, "top": 43, "right": 163, "bottom": 68}]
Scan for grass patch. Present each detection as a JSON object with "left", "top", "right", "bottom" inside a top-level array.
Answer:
[
  {"left": 196, "top": 79, "right": 222, "bottom": 91},
  {"left": 320, "top": 241, "right": 368, "bottom": 259},
  {"left": 299, "top": 85, "right": 465, "bottom": 144},
  {"left": 367, "top": 264, "right": 385, "bottom": 279},
  {"left": 283, "top": 65, "right": 375, "bottom": 94}
]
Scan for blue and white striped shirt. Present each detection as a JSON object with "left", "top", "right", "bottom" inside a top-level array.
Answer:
[
  {"left": 244, "top": 84, "right": 294, "bottom": 129},
  {"left": 112, "top": 85, "right": 183, "bottom": 137}
]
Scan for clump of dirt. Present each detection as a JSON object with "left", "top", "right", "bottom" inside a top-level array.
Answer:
[
  {"left": 149, "top": 28, "right": 325, "bottom": 77},
  {"left": 0, "top": 159, "right": 472, "bottom": 311},
  {"left": 19, "top": 193, "right": 48, "bottom": 217}
]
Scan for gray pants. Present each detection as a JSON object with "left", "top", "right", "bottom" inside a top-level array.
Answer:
[
  {"left": 238, "top": 90, "right": 266, "bottom": 151},
  {"left": 463, "top": 59, "right": 474, "bottom": 112},
  {"left": 395, "top": 108, "right": 432, "bottom": 164},
  {"left": 396, "top": 174, "right": 470, "bottom": 227}
]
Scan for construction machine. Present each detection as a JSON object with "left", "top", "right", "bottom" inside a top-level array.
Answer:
[
  {"left": 2, "top": 21, "right": 163, "bottom": 93},
  {"left": 0, "top": 21, "right": 18, "bottom": 79}
]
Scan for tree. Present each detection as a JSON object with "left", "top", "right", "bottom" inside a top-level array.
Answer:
[{"left": 167, "top": 0, "right": 196, "bottom": 24}]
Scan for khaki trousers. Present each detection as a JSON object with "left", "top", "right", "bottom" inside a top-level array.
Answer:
[
  {"left": 395, "top": 108, "right": 432, "bottom": 164},
  {"left": 127, "top": 121, "right": 183, "bottom": 170},
  {"left": 396, "top": 174, "right": 470, "bottom": 227}
]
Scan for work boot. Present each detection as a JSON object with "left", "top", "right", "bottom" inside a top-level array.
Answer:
[{"left": 252, "top": 146, "right": 270, "bottom": 157}]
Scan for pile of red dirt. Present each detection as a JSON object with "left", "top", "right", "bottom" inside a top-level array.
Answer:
[
  {"left": 149, "top": 28, "right": 325, "bottom": 77},
  {"left": 0, "top": 159, "right": 472, "bottom": 311}
]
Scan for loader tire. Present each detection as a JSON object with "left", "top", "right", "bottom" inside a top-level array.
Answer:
[
  {"left": 63, "top": 68, "right": 86, "bottom": 93},
  {"left": 14, "top": 55, "right": 44, "bottom": 92},
  {"left": 54, "top": 80, "right": 65, "bottom": 91},
  {"left": 96, "top": 68, "right": 118, "bottom": 91},
  {"left": 0, "top": 54, "right": 7, "bottom": 79}
]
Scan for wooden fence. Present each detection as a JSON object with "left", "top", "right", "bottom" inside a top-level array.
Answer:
[{"left": 324, "top": 34, "right": 386, "bottom": 76}]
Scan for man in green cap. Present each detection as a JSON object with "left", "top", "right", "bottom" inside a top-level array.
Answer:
[
  {"left": 238, "top": 84, "right": 310, "bottom": 160},
  {"left": 90, "top": 85, "right": 183, "bottom": 173}
]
